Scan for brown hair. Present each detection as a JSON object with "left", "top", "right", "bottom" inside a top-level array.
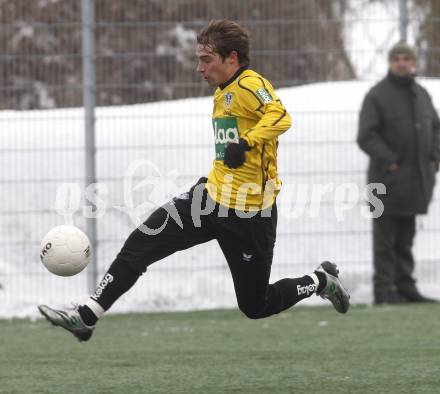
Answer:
[{"left": 197, "top": 19, "right": 250, "bottom": 66}]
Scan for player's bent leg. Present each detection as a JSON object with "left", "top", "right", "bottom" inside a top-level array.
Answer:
[
  {"left": 235, "top": 275, "right": 325, "bottom": 319},
  {"left": 38, "top": 182, "right": 216, "bottom": 339},
  {"left": 223, "top": 242, "right": 350, "bottom": 318},
  {"left": 86, "top": 208, "right": 181, "bottom": 315},
  {"left": 219, "top": 239, "right": 322, "bottom": 319},
  {"left": 217, "top": 226, "right": 326, "bottom": 318}
]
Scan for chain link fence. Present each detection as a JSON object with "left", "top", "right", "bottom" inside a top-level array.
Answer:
[{"left": 1, "top": 0, "right": 439, "bottom": 315}]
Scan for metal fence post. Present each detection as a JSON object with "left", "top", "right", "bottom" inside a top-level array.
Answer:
[
  {"left": 82, "top": 0, "right": 98, "bottom": 293},
  {"left": 399, "top": 0, "right": 408, "bottom": 42}
]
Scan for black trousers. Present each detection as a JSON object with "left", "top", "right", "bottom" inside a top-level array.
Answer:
[
  {"left": 373, "top": 214, "right": 416, "bottom": 297},
  {"left": 112, "top": 178, "right": 314, "bottom": 318}
]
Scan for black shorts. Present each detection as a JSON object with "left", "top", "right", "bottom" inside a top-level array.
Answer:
[{"left": 118, "top": 177, "right": 277, "bottom": 272}]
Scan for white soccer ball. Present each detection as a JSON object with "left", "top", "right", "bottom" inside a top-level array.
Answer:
[{"left": 40, "top": 225, "right": 91, "bottom": 277}]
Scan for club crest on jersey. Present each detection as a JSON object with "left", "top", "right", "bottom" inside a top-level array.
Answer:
[{"left": 224, "top": 92, "right": 233, "bottom": 108}]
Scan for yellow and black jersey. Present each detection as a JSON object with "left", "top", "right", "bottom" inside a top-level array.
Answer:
[{"left": 206, "top": 68, "right": 292, "bottom": 211}]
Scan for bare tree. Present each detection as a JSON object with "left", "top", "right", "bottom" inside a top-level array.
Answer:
[
  {"left": 414, "top": 0, "right": 440, "bottom": 76},
  {"left": 0, "top": 0, "right": 355, "bottom": 109}
]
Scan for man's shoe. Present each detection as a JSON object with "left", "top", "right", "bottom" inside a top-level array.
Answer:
[
  {"left": 374, "top": 290, "right": 407, "bottom": 305},
  {"left": 398, "top": 289, "right": 438, "bottom": 303},
  {"left": 38, "top": 304, "right": 94, "bottom": 341},
  {"left": 315, "top": 261, "right": 350, "bottom": 314}
]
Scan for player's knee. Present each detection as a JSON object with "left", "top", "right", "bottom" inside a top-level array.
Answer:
[{"left": 239, "top": 304, "right": 264, "bottom": 320}]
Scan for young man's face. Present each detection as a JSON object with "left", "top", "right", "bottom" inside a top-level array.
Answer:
[
  {"left": 389, "top": 54, "right": 415, "bottom": 77},
  {"left": 196, "top": 44, "right": 238, "bottom": 87}
]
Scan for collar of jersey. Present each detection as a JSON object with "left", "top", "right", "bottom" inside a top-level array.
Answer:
[{"left": 218, "top": 66, "right": 248, "bottom": 90}]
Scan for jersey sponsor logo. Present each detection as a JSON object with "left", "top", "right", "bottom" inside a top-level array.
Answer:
[
  {"left": 256, "top": 87, "right": 273, "bottom": 104},
  {"left": 91, "top": 273, "right": 114, "bottom": 301},
  {"left": 212, "top": 117, "right": 239, "bottom": 160},
  {"left": 297, "top": 283, "right": 317, "bottom": 296},
  {"left": 224, "top": 92, "right": 233, "bottom": 108}
]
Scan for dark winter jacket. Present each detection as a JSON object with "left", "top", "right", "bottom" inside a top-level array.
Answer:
[{"left": 357, "top": 71, "right": 440, "bottom": 215}]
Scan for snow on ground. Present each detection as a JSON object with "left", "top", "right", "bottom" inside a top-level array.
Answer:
[{"left": 1, "top": 78, "right": 440, "bottom": 318}]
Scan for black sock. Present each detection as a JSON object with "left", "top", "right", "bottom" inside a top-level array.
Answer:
[
  {"left": 314, "top": 271, "right": 327, "bottom": 294},
  {"left": 271, "top": 275, "right": 318, "bottom": 313},
  {"left": 78, "top": 305, "right": 98, "bottom": 326},
  {"left": 84, "top": 258, "right": 141, "bottom": 313}
]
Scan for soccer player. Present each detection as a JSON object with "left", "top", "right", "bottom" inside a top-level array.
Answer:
[{"left": 38, "top": 19, "right": 350, "bottom": 341}]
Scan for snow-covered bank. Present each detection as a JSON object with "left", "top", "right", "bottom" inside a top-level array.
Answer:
[{"left": 1, "top": 78, "right": 439, "bottom": 318}]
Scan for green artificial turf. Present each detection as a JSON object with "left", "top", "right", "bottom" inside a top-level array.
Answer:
[{"left": 1, "top": 304, "right": 439, "bottom": 394}]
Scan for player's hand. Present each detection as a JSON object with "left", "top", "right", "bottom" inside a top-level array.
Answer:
[
  {"left": 432, "top": 161, "right": 439, "bottom": 172},
  {"left": 223, "top": 138, "right": 251, "bottom": 168}
]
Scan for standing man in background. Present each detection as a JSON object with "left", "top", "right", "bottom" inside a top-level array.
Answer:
[{"left": 358, "top": 41, "right": 440, "bottom": 304}]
